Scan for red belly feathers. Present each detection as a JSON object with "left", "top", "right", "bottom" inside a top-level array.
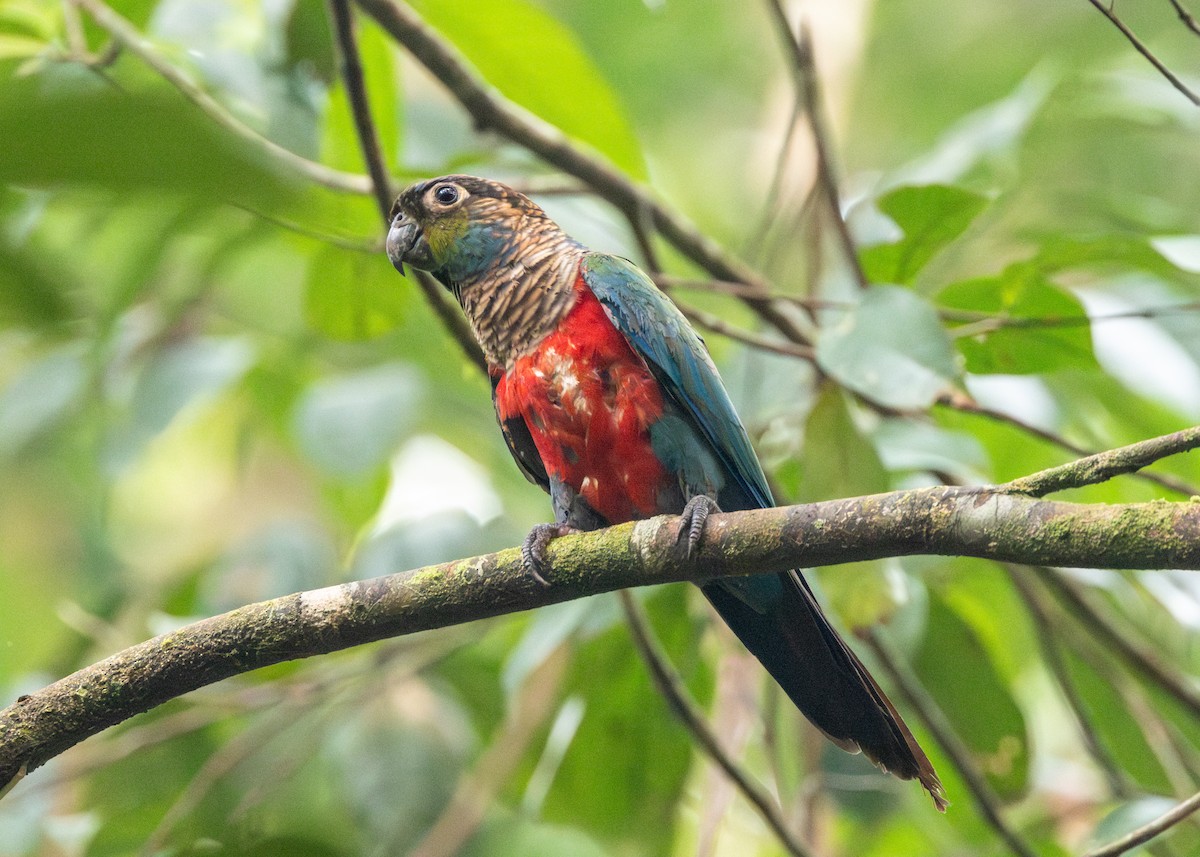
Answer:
[{"left": 493, "top": 274, "right": 668, "bottom": 523}]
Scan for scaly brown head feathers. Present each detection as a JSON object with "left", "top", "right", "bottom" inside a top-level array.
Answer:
[{"left": 387, "top": 175, "right": 584, "bottom": 366}]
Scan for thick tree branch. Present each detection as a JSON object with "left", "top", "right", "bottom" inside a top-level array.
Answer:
[{"left": 3, "top": 478, "right": 1200, "bottom": 794}]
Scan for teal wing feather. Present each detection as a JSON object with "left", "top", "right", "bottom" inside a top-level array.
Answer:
[
  {"left": 580, "top": 253, "right": 772, "bottom": 512},
  {"left": 580, "top": 256, "right": 942, "bottom": 796}
]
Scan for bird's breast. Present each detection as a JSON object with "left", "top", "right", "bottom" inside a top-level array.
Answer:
[{"left": 494, "top": 277, "right": 677, "bottom": 523}]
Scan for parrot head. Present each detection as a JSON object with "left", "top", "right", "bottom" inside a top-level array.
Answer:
[{"left": 386, "top": 174, "right": 545, "bottom": 282}]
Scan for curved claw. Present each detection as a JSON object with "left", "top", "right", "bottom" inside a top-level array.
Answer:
[
  {"left": 677, "top": 495, "right": 721, "bottom": 557},
  {"left": 521, "top": 522, "right": 577, "bottom": 587}
]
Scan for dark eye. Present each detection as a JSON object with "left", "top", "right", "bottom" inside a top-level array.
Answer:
[{"left": 434, "top": 185, "right": 459, "bottom": 205}]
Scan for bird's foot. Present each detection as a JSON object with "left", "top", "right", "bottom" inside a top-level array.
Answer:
[
  {"left": 521, "top": 522, "right": 579, "bottom": 587},
  {"left": 676, "top": 495, "right": 721, "bottom": 557}
]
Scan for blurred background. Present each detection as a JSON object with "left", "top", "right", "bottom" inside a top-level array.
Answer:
[{"left": 2, "top": 0, "right": 1200, "bottom": 855}]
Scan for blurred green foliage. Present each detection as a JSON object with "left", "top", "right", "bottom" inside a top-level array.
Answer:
[{"left": 1, "top": 0, "right": 1200, "bottom": 855}]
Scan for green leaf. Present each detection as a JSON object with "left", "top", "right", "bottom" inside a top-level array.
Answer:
[
  {"left": 860, "top": 184, "right": 987, "bottom": 284},
  {"left": 912, "top": 592, "right": 1030, "bottom": 799},
  {"left": 304, "top": 244, "right": 409, "bottom": 340},
  {"left": 939, "top": 264, "right": 1097, "bottom": 374},
  {"left": 1034, "top": 234, "right": 1186, "bottom": 281},
  {"left": 284, "top": 0, "right": 336, "bottom": 82},
  {"left": 3, "top": 255, "right": 71, "bottom": 329},
  {"left": 797, "top": 384, "right": 888, "bottom": 502},
  {"left": 325, "top": 697, "right": 467, "bottom": 852},
  {"left": 0, "top": 33, "right": 43, "bottom": 59},
  {"left": 292, "top": 362, "right": 422, "bottom": 478},
  {"left": 0, "top": 343, "right": 87, "bottom": 456},
  {"left": 408, "top": 0, "right": 645, "bottom": 178},
  {"left": 816, "top": 285, "right": 960, "bottom": 409},
  {"left": 104, "top": 336, "right": 255, "bottom": 472}
]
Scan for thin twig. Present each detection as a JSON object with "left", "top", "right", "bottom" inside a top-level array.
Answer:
[
  {"left": 1084, "top": 0, "right": 1200, "bottom": 106},
  {"left": 354, "top": 0, "right": 814, "bottom": 349},
  {"left": 1033, "top": 567, "right": 1200, "bottom": 720},
  {"left": 946, "top": 302, "right": 1200, "bottom": 335},
  {"left": 327, "top": 0, "right": 395, "bottom": 220},
  {"left": 1167, "top": 0, "right": 1200, "bottom": 36},
  {"left": 62, "top": 0, "right": 121, "bottom": 67},
  {"left": 1085, "top": 787, "right": 1200, "bottom": 856},
  {"left": 1005, "top": 567, "right": 1132, "bottom": 797},
  {"left": 662, "top": 277, "right": 1200, "bottom": 330},
  {"left": 629, "top": 197, "right": 664, "bottom": 275},
  {"left": 140, "top": 709, "right": 294, "bottom": 856},
  {"left": 325, "top": 0, "right": 484, "bottom": 370},
  {"left": 678, "top": 303, "right": 815, "bottom": 362},
  {"left": 619, "top": 592, "right": 814, "bottom": 857},
  {"left": 938, "top": 392, "right": 1200, "bottom": 497},
  {"left": 864, "top": 631, "right": 1039, "bottom": 857},
  {"left": 744, "top": 96, "right": 804, "bottom": 262},
  {"left": 1000, "top": 425, "right": 1200, "bottom": 497},
  {"left": 763, "top": 1, "right": 867, "bottom": 289},
  {"left": 74, "top": 0, "right": 377, "bottom": 195},
  {"left": 232, "top": 204, "right": 382, "bottom": 252}
]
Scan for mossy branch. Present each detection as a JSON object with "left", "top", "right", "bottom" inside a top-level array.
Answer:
[{"left": 2, "top": 480, "right": 1200, "bottom": 795}]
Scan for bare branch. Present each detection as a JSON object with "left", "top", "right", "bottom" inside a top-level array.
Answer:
[
  {"left": 1084, "top": 0, "right": 1200, "bottom": 106},
  {"left": 1167, "top": 0, "right": 1200, "bottom": 37},
  {"left": 1001, "top": 425, "right": 1200, "bottom": 497},
  {"left": 865, "top": 631, "right": 1039, "bottom": 857},
  {"left": 325, "top": 0, "right": 484, "bottom": 370},
  {"left": 763, "top": 2, "right": 867, "bottom": 288},
  {"left": 1084, "top": 788, "right": 1200, "bottom": 857},
  {"left": 327, "top": 0, "right": 396, "bottom": 220},
  {"left": 619, "top": 592, "right": 814, "bottom": 857},
  {"left": 3, "top": 478, "right": 1200, "bottom": 793},
  {"left": 1033, "top": 567, "right": 1200, "bottom": 720},
  {"left": 353, "top": 0, "right": 813, "bottom": 348},
  {"left": 1005, "top": 568, "right": 1133, "bottom": 797},
  {"left": 677, "top": 302, "right": 815, "bottom": 362},
  {"left": 938, "top": 393, "right": 1200, "bottom": 497}
]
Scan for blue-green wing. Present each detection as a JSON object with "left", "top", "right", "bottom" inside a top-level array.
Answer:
[
  {"left": 581, "top": 253, "right": 773, "bottom": 511},
  {"left": 582, "top": 256, "right": 943, "bottom": 798}
]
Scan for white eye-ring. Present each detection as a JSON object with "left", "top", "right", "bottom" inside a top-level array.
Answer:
[{"left": 433, "top": 184, "right": 459, "bottom": 205}]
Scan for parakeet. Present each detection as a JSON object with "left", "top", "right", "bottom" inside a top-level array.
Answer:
[{"left": 386, "top": 175, "right": 944, "bottom": 809}]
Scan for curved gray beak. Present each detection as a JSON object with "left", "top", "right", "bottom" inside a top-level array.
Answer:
[{"left": 386, "top": 213, "right": 420, "bottom": 277}]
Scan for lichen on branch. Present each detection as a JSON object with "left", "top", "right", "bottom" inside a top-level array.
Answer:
[{"left": 2, "top": 476, "right": 1199, "bottom": 795}]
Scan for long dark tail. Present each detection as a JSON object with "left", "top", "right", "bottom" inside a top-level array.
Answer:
[{"left": 702, "top": 570, "right": 947, "bottom": 811}]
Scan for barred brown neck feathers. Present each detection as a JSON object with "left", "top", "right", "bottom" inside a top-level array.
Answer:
[{"left": 451, "top": 199, "right": 584, "bottom": 368}]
